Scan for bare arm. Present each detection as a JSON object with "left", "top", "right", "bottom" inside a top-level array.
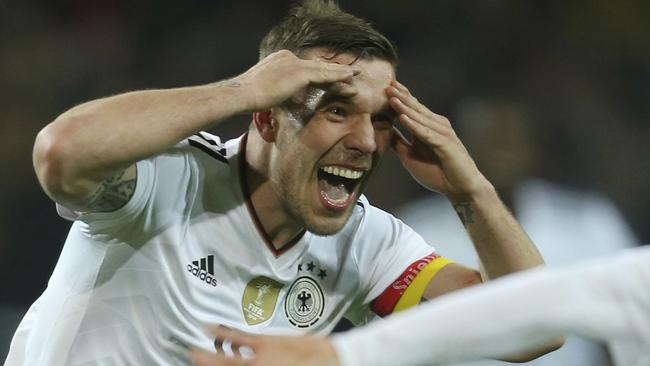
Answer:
[
  {"left": 387, "top": 80, "right": 562, "bottom": 360},
  {"left": 33, "top": 81, "right": 247, "bottom": 211},
  {"left": 33, "top": 51, "right": 359, "bottom": 212},
  {"left": 387, "top": 80, "right": 543, "bottom": 279},
  {"left": 451, "top": 190, "right": 544, "bottom": 279}
]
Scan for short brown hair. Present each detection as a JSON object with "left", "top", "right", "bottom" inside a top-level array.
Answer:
[{"left": 259, "top": 0, "right": 398, "bottom": 66}]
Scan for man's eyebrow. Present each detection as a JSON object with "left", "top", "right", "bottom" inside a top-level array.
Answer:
[
  {"left": 316, "top": 93, "right": 353, "bottom": 108},
  {"left": 315, "top": 93, "right": 398, "bottom": 121}
]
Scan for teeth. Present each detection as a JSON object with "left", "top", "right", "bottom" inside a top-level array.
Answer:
[{"left": 321, "top": 166, "right": 363, "bottom": 179}]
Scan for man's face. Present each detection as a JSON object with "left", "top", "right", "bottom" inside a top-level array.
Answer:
[{"left": 269, "top": 49, "right": 396, "bottom": 235}]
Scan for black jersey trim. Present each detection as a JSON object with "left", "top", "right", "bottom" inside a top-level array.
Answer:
[
  {"left": 196, "top": 132, "right": 227, "bottom": 152},
  {"left": 188, "top": 139, "right": 228, "bottom": 164},
  {"left": 192, "top": 133, "right": 227, "bottom": 154}
]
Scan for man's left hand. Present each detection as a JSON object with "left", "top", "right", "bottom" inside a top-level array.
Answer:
[{"left": 387, "top": 81, "right": 491, "bottom": 202}]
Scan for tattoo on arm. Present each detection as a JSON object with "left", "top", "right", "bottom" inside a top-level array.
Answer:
[
  {"left": 85, "top": 167, "right": 137, "bottom": 212},
  {"left": 453, "top": 202, "right": 474, "bottom": 226}
]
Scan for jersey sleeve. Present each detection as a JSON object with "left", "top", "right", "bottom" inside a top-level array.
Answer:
[
  {"left": 55, "top": 141, "right": 200, "bottom": 239},
  {"left": 345, "top": 197, "right": 450, "bottom": 325}
]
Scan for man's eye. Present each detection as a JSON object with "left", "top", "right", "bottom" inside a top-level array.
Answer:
[{"left": 327, "top": 107, "right": 346, "bottom": 117}]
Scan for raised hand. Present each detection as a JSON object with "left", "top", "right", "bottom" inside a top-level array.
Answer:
[
  {"left": 190, "top": 326, "right": 339, "bottom": 366},
  {"left": 232, "top": 50, "right": 360, "bottom": 113},
  {"left": 387, "top": 81, "right": 491, "bottom": 202}
]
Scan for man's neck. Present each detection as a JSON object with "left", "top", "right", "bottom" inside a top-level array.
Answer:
[{"left": 244, "top": 132, "right": 304, "bottom": 250}]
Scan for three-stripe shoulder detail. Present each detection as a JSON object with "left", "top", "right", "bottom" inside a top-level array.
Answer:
[{"left": 188, "top": 133, "right": 228, "bottom": 164}]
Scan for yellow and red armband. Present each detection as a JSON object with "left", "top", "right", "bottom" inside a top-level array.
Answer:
[{"left": 371, "top": 253, "right": 454, "bottom": 317}]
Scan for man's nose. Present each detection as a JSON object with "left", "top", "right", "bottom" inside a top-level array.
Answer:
[{"left": 343, "top": 115, "right": 377, "bottom": 154}]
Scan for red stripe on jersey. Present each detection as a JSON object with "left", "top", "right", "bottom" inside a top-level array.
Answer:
[{"left": 371, "top": 252, "right": 441, "bottom": 317}]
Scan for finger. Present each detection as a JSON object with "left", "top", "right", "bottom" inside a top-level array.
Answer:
[
  {"left": 387, "top": 86, "right": 431, "bottom": 117},
  {"left": 389, "top": 96, "right": 431, "bottom": 129},
  {"left": 391, "top": 127, "right": 413, "bottom": 161},
  {"left": 390, "top": 126, "right": 411, "bottom": 150},
  {"left": 388, "top": 96, "right": 417, "bottom": 121},
  {"left": 389, "top": 96, "right": 450, "bottom": 136},
  {"left": 308, "top": 60, "right": 360, "bottom": 84},
  {"left": 391, "top": 80, "right": 411, "bottom": 95},
  {"left": 209, "top": 325, "right": 259, "bottom": 350},
  {"left": 191, "top": 349, "right": 246, "bottom": 366},
  {"left": 398, "top": 113, "right": 443, "bottom": 148},
  {"left": 323, "top": 81, "right": 358, "bottom": 97}
]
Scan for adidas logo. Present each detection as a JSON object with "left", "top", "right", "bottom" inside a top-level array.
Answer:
[{"left": 187, "top": 255, "right": 218, "bottom": 287}]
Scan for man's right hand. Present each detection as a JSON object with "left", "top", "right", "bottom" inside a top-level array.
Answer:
[
  {"left": 233, "top": 50, "right": 360, "bottom": 112},
  {"left": 190, "top": 326, "right": 340, "bottom": 366}
]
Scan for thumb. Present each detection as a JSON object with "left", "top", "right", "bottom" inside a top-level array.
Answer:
[{"left": 391, "top": 127, "right": 412, "bottom": 164}]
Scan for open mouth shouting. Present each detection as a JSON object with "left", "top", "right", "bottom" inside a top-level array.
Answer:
[{"left": 317, "top": 165, "right": 367, "bottom": 211}]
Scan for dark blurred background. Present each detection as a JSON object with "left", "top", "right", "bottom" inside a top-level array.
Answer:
[{"left": 1, "top": 0, "right": 648, "bottom": 360}]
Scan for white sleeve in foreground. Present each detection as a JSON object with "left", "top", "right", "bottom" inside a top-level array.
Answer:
[{"left": 333, "top": 247, "right": 650, "bottom": 366}]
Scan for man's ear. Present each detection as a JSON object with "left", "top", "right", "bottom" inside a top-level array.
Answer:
[{"left": 253, "top": 111, "right": 276, "bottom": 142}]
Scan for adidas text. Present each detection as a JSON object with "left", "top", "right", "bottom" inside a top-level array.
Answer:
[{"left": 187, "top": 265, "right": 218, "bottom": 287}]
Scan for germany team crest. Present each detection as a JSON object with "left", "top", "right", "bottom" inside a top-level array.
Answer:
[
  {"left": 284, "top": 276, "right": 325, "bottom": 328},
  {"left": 242, "top": 276, "right": 283, "bottom": 325}
]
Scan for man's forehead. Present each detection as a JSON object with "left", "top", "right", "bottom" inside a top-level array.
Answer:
[{"left": 302, "top": 48, "right": 395, "bottom": 86}]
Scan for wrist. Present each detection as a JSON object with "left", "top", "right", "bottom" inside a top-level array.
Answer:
[
  {"left": 205, "top": 78, "right": 255, "bottom": 116},
  {"left": 447, "top": 179, "right": 496, "bottom": 205}
]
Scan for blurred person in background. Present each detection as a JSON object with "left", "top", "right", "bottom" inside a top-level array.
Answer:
[{"left": 397, "top": 97, "right": 640, "bottom": 365}]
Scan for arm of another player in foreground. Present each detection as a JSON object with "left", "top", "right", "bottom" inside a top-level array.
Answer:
[
  {"left": 334, "top": 246, "right": 650, "bottom": 366},
  {"left": 421, "top": 263, "right": 563, "bottom": 362}
]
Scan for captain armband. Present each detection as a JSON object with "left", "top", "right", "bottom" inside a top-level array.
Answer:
[{"left": 372, "top": 253, "right": 454, "bottom": 316}]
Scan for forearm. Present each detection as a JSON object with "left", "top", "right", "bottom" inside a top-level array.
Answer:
[
  {"left": 453, "top": 185, "right": 544, "bottom": 279},
  {"left": 333, "top": 261, "right": 618, "bottom": 366},
  {"left": 34, "top": 81, "right": 247, "bottom": 204}
]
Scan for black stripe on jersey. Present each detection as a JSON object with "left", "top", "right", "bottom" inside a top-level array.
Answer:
[
  {"left": 207, "top": 255, "right": 214, "bottom": 274},
  {"left": 190, "top": 255, "right": 215, "bottom": 275},
  {"left": 195, "top": 133, "right": 227, "bottom": 156},
  {"left": 196, "top": 132, "right": 218, "bottom": 146},
  {"left": 188, "top": 139, "right": 228, "bottom": 164}
]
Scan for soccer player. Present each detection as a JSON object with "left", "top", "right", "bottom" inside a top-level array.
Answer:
[
  {"left": 6, "top": 1, "right": 559, "bottom": 365},
  {"left": 191, "top": 246, "right": 650, "bottom": 366}
]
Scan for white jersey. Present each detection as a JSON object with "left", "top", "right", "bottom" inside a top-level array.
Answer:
[{"left": 5, "top": 133, "right": 434, "bottom": 366}]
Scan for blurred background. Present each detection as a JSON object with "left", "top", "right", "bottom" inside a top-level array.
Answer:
[{"left": 1, "top": 0, "right": 648, "bottom": 363}]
